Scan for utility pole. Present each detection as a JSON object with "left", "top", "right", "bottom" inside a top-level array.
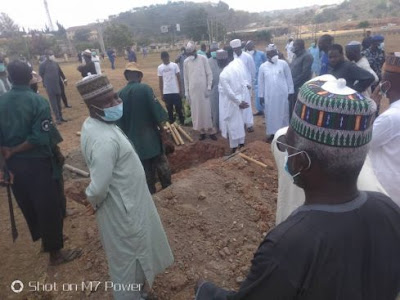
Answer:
[
  {"left": 43, "top": 0, "right": 55, "bottom": 31},
  {"left": 96, "top": 20, "right": 106, "bottom": 55}
]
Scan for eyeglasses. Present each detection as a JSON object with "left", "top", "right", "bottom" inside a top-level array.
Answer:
[
  {"left": 276, "top": 134, "right": 312, "bottom": 170},
  {"left": 276, "top": 135, "right": 302, "bottom": 153}
]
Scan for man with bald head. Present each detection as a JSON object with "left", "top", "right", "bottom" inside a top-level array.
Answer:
[{"left": 77, "top": 74, "right": 173, "bottom": 300}]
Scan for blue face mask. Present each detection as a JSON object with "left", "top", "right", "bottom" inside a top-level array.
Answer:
[
  {"left": 92, "top": 102, "right": 123, "bottom": 122},
  {"left": 0, "top": 63, "right": 5, "bottom": 72},
  {"left": 283, "top": 151, "right": 311, "bottom": 180},
  {"left": 211, "top": 51, "right": 217, "bottom": 58}
]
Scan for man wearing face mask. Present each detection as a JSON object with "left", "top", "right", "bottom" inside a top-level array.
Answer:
[
  {"left": 77, "top": 74, "right": 174, "bottom": 300},
  {"left": 258, "top": 44, "right": 294, "bottom": 143},
  {"left": 0, "top": 55, "right": 11, "bottom": 96},
  {"left": 271, "top": 75, "right": 388, "bottom": 225},
  {"left": 289, "top": 39, "right": 313, "bottom": 119},
  {"left": 245, "top": 40, "right": 267, "bottom": 116},
  {"left": 194, "top": 75, "right": 400, "bottom": 300},
  {"left": 39, "top": 50, "right": 67, "bottom": 125},
  {"left": 369, "top": 53, "right": 400, "bottom": 207},
  {"left": 230, "top": 39, "right": 256, "bottom": 132},
  {"left": 118, "top": 62, "right": 172, "bottom": 194},
  {"left": 208, "top": 42, "right": 221, "bottom": 130},
  {"left": 362, "top": 35, "right": 385, "bottom": 86},
  {"left": 218, "top": 48, "right": 249, "bottom": 154},
  {"left": 184, "top": 41, "right": 217, "bottom": 140}
]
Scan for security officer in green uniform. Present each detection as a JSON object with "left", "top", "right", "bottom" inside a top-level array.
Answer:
[
  {"left": 118, "top": 62, "right": 172, "bottom": 194},
  {"left": 0, "top": 60, "right": 81, "bottom": 266}
]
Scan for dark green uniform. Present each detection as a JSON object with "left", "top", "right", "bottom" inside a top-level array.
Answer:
[
  {"left": 118, "top": 81, "right": 172, "bottom": 194},
  {"left": 0, "top": 86, "right": 64, "bottom": 252}
]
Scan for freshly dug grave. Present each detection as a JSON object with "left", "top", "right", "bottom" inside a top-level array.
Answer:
[{"left": 0, "top": 141, "right": 278, "bottom": 300}]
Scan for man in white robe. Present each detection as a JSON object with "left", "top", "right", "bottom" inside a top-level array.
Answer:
[
  {"left": 217, "top": 49, "right": 249, "bottom": 153},
  {"left": 259, "top": 44, "right": 294, "bottom": 143},
  {"left": 230, "top": 39, "right": 256, "bottom": 132},
  {"left": 184, "top": 41, "right": 216, "bottom": 140},
  {"left": 76, "top": 74, "right": 174, "bottom": 300}
]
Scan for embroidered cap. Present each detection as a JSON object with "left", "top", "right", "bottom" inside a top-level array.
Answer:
[
  {"left": 383, "top": 52, "right": 400, "bottom": 73},
  {"left": 290, "top": 75, "right": 377, "bottom": 148},
  {"left": 76, "top": 74, "right": 113, "bottom": 101},
  {"left": 230, "top": 39, "right": 241, "bottom": 49},
  {"left": 216, "top": 50, "right": 228, "bottom": 60}
]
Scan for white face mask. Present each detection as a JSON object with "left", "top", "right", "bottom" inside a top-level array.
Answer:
[
  {"left": 247, "top": 50, "right": 255, "bottom": 55},
  {"left": 49, "top": 55, "right": 55, "bottom": 61},
  {"left": 271, "top": 55, "right": 279, "bottom": 64}
]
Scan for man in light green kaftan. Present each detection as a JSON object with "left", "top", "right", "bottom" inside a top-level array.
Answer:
[{"left": 76, "top": 74, "right": 174, "bottom": 300}]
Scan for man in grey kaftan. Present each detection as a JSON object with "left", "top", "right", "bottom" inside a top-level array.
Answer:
[{"left": 77, "top": 74, "right": 174, "bottom": 300}]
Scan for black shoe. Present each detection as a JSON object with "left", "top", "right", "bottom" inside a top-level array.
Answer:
[
  {"left": 199, "top": 134, "right": 206, "bottom": 141},
  {"left": 209, "top": 134, "right": 217, "bottom": 141},
  {"left": 247, "top": 126, "right": 254, "bottom": 133},
  {"left": 239, "top": 143, "right": 245, "bottom": 149},
  {"left": 253, "top": 111, "right": 264, "bottom": 116},
  {"left": 61, "top": 118, "right": 68, "bottom": 122},
  {"left": 65, "top": 105, "right": 72, "bottom": 108},
  {"left": 56, "top": 120, "right": 62, "bottom": 125}
]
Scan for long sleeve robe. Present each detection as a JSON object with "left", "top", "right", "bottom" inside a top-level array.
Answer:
[
  {"left": 218, "top": 59, "right": 247, "bottom": 142},
  {"left": 81, "top": 117, "right": 174, "bottom": 299},
  {"left": 258, "top": 59, "right": 294, "bottom": 135},
  {"left": 184, "top": 55, "right": 214, "bottom": 131},
  {"left": 209, "top": 57, "right": 222, "bottom": 129},
  {"left": 236, "top": 52, "right": 256, "bottom": 126}
]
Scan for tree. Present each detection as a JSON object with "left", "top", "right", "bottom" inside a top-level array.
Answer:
[
  {"left": 0, "top": 13, "right": 19, "bottom": 37},
  {"left": 103, "top": 24, "right": 133, "bottom": 52},
  {"left": 357, "top": 21, "right": 370, "bottom": 29},
  {"left": 182, "top": 8, "right": 208, "bottom": 41},
  {"left": 256, "top": 30, "right": 272, "bottom": 43},
  {"left": 74, "top": 28, "right": 91, "bottom": 42},
  {"left": 56, "top": 21, "right": 67, "bottom": 37}
]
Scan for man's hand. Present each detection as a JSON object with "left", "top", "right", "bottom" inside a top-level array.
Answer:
[
  {"left": 260, "top": 97, "right": 265, "bottom": 106},
  {"left": 239, "top": 101, "right": 249, "bottom": 109},
  {"left": 1, "top": 147, "right": 14, "bottom": 160},
  {"left": 85, "top": 204, "right": 96, "bottom": 216},
  {"left": 371, "top": 85, "right": 382, "bottom": 106}
]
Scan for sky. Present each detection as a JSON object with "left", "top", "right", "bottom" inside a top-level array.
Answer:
[{"left": 1, "top": 0, "right": 343, "bottom": 31}]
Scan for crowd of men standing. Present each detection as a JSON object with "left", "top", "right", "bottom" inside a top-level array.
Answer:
[{"left": 0, "top": 29, "right": 399, "bottom": 300}]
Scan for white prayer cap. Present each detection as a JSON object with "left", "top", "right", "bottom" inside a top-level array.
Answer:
[
  {"left": 346, "top": 41, "right": 362, "bottom": 50},
  {"left": 266, "top": 44, "right": 277, "bottom": 51},
  {"left": 230, "top": 39, "right": 241, "bottom": 49},
  {"left": 185, "top": 41, "right": 196, "bottom": 53},
  {"left": 83, "top": 49, "right": 92, "bottom": 57}
]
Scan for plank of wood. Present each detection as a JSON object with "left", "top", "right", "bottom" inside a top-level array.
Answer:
[
  {"left": 238, "top": 153, "right": 268, "bottom": 168},
  {"left": 64, "top": 164, "right": 90, "bottom": 177},
  {"left": 171, "top": 123, "right": 185, "bottom": 145},
  {"left": 166, "top": 122, "right": 180, "bottom": 145},
  {"left": 175, "top": 124, "right": 193, "bottom": 142}
]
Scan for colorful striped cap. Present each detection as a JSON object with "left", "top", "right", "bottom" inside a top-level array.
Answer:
[
  {"left": 76, "top": 74, "right": 113, "bottom": 101},
  {"left": 290, "top": 76, "right": 377, "bottom": 148}
]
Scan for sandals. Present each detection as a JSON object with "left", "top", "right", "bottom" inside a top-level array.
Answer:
[{"left": 49, "top": 248, "right": 82, "bottom": 266}]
